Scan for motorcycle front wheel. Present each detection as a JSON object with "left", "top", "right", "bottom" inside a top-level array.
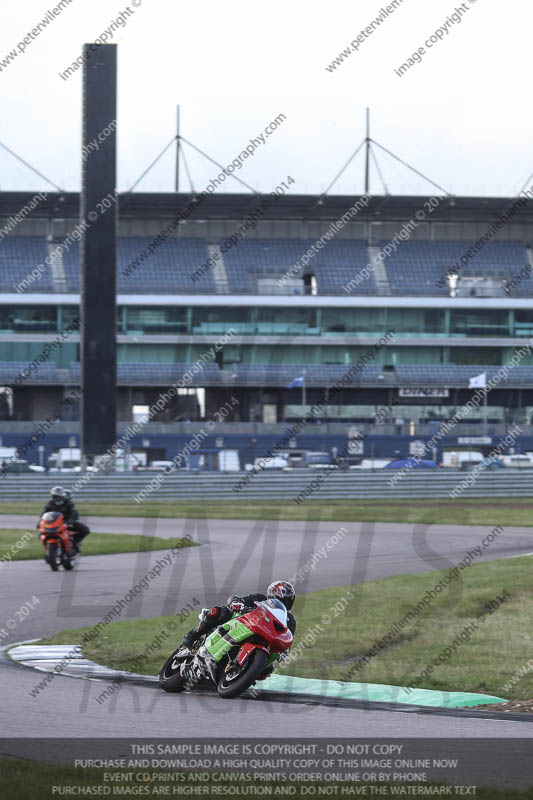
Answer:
[
  {"left": 63, "top": 545, "right": 77, "bottom": 570},
  {"left": 217, "top": 648, "right": 268, "bottom": 699},
  {"left": 47, "top": 542, "right": 60, "bottom": 572}
]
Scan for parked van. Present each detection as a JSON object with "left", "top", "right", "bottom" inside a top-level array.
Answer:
[
  {"left": 351, "top": 458, "right": 392, "bottom": 470},
  {"left": 442, "top": 451, "right": 484, "bottom": 469},
  {"left": 48, "top": 448, "right": 81, "bottom": 472},
  {"left": 501, "top": 454, "right": 533, "bottom": 469},
  {"left": 246, "top": 455, "right": 288, "bottom": 471},
  {"left": 218, "top": 450, "right": 240, "bottom": 471}
]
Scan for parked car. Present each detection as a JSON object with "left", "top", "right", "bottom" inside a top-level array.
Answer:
[
  {"left": 148, "top": 460, "right": 176, "bottom": 471},
  {"left": 384, "top": 458, "right": 437, "bottom": 469},
  {"left": 1, "top": 459, "right": 33, "bottom": 474},
  {"left": 468, "top": 457, "right": 505, "bottom": 470}
]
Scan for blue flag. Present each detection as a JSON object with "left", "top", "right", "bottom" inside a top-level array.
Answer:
[{"left": 287, "top": 375, "right": 305, "bottom": 389}]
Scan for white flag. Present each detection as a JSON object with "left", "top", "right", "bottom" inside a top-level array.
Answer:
[{"left": 468, "top": 372, "right": 486, "bottom": 389}]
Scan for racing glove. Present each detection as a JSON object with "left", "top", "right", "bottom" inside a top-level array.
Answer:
[{"left": 226, "top": 595, "right": 245, "bottom": 613}]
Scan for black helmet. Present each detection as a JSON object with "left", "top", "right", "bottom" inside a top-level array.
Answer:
[
  {"left": 267, "top": 580, "right": 295, "bottom": 611},
  {"left": 50, "top": 486, "right": 68, "bottom": 504}
]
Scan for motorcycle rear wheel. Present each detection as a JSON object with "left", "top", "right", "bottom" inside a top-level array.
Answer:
[
  {"left": 217, "top": 648, "right": 268, "bottom": 699},
  {"left": 159, "top": 648, "right": 189, "bottom": 693}
]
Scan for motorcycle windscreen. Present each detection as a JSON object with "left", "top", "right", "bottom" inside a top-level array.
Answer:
[{"left": 258, "top": 599, "right": 287, "bottom": 627}]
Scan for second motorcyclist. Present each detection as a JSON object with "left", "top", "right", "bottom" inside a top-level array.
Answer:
[{"left": 38, "top": 486, "right": 90, "bottom": 553}]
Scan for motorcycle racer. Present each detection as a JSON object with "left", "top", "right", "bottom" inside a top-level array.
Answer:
[
  {"left": 181, "top": 580, "right": 296, "bottom": 681},
  {"left": 38, "top": 486, "right": 90, "bottom": 553}
]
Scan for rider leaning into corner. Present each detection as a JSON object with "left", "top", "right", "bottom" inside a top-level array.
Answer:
[
  {"left": 38, "top": 486, "right": 90, "bottom": 553},
  {"left": 181, "top": 580, "right": 296, "bottom": 681}
]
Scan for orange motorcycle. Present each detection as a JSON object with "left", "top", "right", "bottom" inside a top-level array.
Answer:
[{"left": 39, "top": 511, "right": 78, "bottom": 571}]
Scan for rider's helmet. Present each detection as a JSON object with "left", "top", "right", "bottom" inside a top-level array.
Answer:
[
  {"left": 50, "top": 486, "right": 68, "bottom": 505},
  {"left": 267, "top": 580, "right": 295, "bottom": 611}
]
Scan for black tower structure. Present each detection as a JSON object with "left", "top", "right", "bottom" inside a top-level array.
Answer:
[{"left": 80, "top": 43, "right": 117, "bottom": 463}]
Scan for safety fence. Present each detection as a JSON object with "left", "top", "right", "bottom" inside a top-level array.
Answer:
[{"left": 0, "top": 470, "right": 531, "bottom": 500}]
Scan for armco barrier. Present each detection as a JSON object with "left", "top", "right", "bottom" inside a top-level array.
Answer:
[{"left": 0, "top": 470, "right": 531, "bottom": 500}]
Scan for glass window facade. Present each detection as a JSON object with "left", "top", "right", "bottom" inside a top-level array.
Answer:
[
  {"left": 0, "top": 306, "right": 57, "bottom": 332},
  {"left": 62, "top": 307, "right": 81, "bottom": 329},
  {"left": 450, "top": 310, "right": 509, "bottom": 337},
  {"left": 1, "top": 305, "right": 531, "bottom": 339},
  {"left": 126, "top": 307, "right": 188, "bottom": 334},
  {"left": 256, "top": 307, "right": 319, "bottom": 335},
  {"left": 513, "top": 311, "right": 533, "bottom": 338},
  {"left": 449, "top": 348, "right": 502, "bottom": 365},
  {"left": 322, "top": 308, "right": 386, "bottom": 334},
  {"left": 191, "top": 307, "right": 249, "bottom": 335},
  {"left": 0, "top": 340, "right": 77, "bottom": 367},
  {"left": 0, "top": 305, "right": 528, "bottom": 370},
  {"left": 385, "top": 309, "right": 446, "bottom": 335}
]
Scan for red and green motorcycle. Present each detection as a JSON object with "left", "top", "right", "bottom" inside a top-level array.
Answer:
[{"left": 159, "top": 598, "right": 292, "bottom": 698}]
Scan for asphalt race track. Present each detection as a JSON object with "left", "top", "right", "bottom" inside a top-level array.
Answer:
[{"left": 2, "top": 516, "right": 533, "bottom": 762}]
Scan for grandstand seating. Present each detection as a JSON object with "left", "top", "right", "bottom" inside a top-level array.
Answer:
[
  {"left": 66, "top": 361, "right": 533, "bottom": 387},
  {"left": 0, "top": 361, "right": 58, "bottom": 382},
  {"left": 60, "top": 238, "right": 215, "bottom": 293},
  {"left": 69, "top": 362, "right": 220, "bottom": 384},
  {"left": 0, "top": 237, "right": 54, "bottom": 292},
  {"left": 118, "top": 237, "right": 215, "bottom": 293},
  {"left": 312, "top": 240, "right": 376, "bottom": 294},
  {"left": 395, "top": 364, "right": 533, "bottom": 386},
  {"left": 2, "top": 236, "right": 533, "bottom": 296},
  {"left": 221, "top": 238, "right": 376, "bottom": 294},
  {"left": 69, "top": 361, "right": 382, "bottom": 386},
  {"left": 228, "top": 363, "right": 384, "bottom": 385},
  {"left": 61, "top": 240, "right": 81, "bottom": 292},
  {"left": 384, "top": 241, "right": 530, "bottom": 296}
]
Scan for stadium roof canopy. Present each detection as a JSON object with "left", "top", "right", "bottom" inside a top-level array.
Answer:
[{"left": 2, "top": 191, "right": 533, "bottom": 224}]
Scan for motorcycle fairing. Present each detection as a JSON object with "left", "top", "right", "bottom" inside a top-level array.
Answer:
[{"left": 205, "top": 619, "right": 252, "bottom": 663}]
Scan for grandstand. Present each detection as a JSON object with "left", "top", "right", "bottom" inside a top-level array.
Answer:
[
  {"left": 382, "top": 241, "right": 531, "bottom": 296},
  {"left": 1, "top": 189, "right": 533, "bottom": 467},
  {"left": 221, "top": 238, "right": 377, "bottom": 295}
]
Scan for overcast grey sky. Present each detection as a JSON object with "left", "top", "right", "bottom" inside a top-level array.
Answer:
[{"left": 0, "top": 0, "right": 530, "bottom": 197}]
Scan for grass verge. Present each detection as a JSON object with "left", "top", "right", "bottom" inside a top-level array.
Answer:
[
  {"left": 0, "top": 528, "right": 196, "bottom": 561},
  {"left": 42, "top": 555, "right": 533, "bottom": 700},
  {"left": 2, "top": 497, "right": 533, "bottom": 526},
  {"left": 0, "top": 760, "right": 531, "bottom": 799}
]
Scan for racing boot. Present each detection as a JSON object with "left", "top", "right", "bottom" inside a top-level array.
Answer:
[
  {"left": 180, "top": 659, "right": 201, "bottom": 688},
  {"left": 181, "top": 629, "right": 200, "bottom": 649},
  {"left": 197, "top": 645, "right": 218, "bottom": 683}
]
